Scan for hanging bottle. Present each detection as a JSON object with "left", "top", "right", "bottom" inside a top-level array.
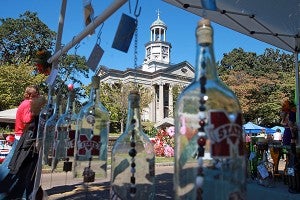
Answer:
[
  {"left": 43, "top": 93, "right": 62, "bottom": 166},
  {"left": 36, "top": 85, "right": 55, "bottom": 148},
  {"left": 174, "top": 18, "right": 246, "bottom": 200},
  {"left": 74, "top": 76, "right": 109, "bottom": 180},
  {"left": 51, "top": 85, "right": 76, "bottom": 171},
  {"left": 32, "top": 85, "right": 55, "bottom": 197},
  {"left": 110, "top": 90, "right": 155, "bottom": 200}
]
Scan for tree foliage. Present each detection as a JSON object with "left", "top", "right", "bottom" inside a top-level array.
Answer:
[
  {"left": 0, "top": 61, "right": 46, "bottom": 110},
  {"left": 0, "top": 11, "right": 56, "bottom": 65},
  {"left": 0, "top": 12, "right": 89, "bottom": 112},
  {"left": 100, "top": 82, "right": 153, "bottom": 133},
  {"left": 54, "top": 54, "right": 89, "bottom": 102},
  {"left": 219, "top": 48, "right": 295, "bottom": 126}
]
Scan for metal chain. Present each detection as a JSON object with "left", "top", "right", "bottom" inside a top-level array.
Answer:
[{"left": 134, "top": 19, "right": 138, "bottom": 70}]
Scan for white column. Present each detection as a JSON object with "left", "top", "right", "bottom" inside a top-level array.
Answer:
[
  {"left": 159, "top": 83, "right": 164, "bottom": 121},
  {"left": 168, "top": 84, "right": 173, "bottom": 117},
  {"left": 149, "top": 85, "right": 156, "bottom": 122}
]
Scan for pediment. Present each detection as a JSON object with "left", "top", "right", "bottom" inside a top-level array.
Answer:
[{"left": 162, "top": 61, "right": 194, "bottom": 79}]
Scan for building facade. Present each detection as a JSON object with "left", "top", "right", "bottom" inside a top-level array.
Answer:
[{"left": 97, "top": 13, "right": 194, "bottom": 125}]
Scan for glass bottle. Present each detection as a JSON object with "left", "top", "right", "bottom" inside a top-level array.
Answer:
[
  {"left": 174, "top": 18, "right": 246, "bottom": 200},
  {"left": 32, "top": 85, "right": 55, "bottom": 195},
  {"left": 51, "top": 86, "right": 76, "bottom": 171},
  {"left": 36, "top": 85, "right": 54, "bottom": 147},
  {"left": 110, "top": 90, "right": 155, "bottom": 200},
  {"left": 74, "top": 76, "right": 109, "bottom": 179},
  {"left": 42, "top": 93, "right": 62, "bottom": 166}
]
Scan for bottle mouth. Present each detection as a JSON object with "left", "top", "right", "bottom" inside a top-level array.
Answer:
[{"left": 196, "top": 18, "right": 213, "bottom": 45}]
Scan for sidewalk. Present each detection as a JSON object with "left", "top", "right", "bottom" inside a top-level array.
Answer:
[
  {"left": 43, "top": 164, "right": 173, "bottom": 200},
  {"left": 43, "top": 161, "right": 300, "bottom": 200}
]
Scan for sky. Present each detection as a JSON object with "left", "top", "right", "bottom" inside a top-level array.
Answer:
[{"left": 1, "top": 0, "right": 279, "bottom": 74}]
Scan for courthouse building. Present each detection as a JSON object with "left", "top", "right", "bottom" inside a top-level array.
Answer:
[{"left": 97, "top": 13, "right": 194, "bottom": 125}]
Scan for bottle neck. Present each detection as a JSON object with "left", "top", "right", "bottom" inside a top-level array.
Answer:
[
  {"left": 65, "top": 91, "right": 75, "bottom": 115},
  {"left": 89, "top": 88, "right": 96, "bottom": 104},
  {"left": 125, "top": 100, "right": 141, "bottom": 131},
  {"left": 47, "top": 93, "right": 53, "bottom": 106},
  {"left": 194, "top": 43, "right": 218, "bottom": 82},
  {"left": 53, "top": 96, "right": 61, "bottom": 115},
  {"left": 44, "top": 86, "right": 54, "bottom": 110}
]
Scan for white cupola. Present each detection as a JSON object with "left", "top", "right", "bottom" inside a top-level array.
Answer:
[{"left": 142, "top": 10, "right": 172, "bottom": 72}]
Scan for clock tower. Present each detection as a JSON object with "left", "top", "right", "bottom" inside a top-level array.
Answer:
[{"left": 142, "top": 11, "right": 172, "bottom": 72}]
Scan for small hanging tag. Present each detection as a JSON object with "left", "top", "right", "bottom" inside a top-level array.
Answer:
[
  {"left": 112, "top": 13, "right": 137, "bottom": 53},
  {"left": 46, "top": 68, "right": 58, "bottom": 86},
  {"left": 63, "top": 157, "right": 73, "bottom": 172},
  {"left": 83, "top": 167, "right": 95, "bottom": 182},
  {"left": 86, "top": 44, "right": 104, "bottom": 72}
]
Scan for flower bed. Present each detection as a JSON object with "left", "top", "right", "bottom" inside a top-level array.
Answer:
[{"left": 151, "top": 126, "right": 175, "bottom": 157}]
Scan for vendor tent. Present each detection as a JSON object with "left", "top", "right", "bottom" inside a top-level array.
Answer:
[
  {"left": 243, "top": 122, "right": 265, "bottom": 134},
  {"left": 163, "top": 0, "right": 300, "bottom": 140},
  {"left": 271, "top": 125, "right": 285, "bottom": 133},
  {"left": 0, "top": 108, "right": 17, "bottom": 123},
  {"left": 243, "top": 122, "right": 275, "bottom": 134}
]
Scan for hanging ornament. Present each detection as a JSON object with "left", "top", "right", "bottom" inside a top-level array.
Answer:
[{"left": 34, "top": 49, "right": 52, "bottom": 75}]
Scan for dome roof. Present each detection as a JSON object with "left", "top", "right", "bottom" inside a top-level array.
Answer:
[{"left": 151, "top": 14, "right": 167, "bottom": 29}]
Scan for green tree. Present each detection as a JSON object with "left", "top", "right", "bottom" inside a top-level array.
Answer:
[
  {"left": 172, "top": 84, "right": 185, "bottom": 116},
  {"left": 100, "top": 82, "right": 153, "bottom": 133},
  {"left": 0, "top": 12, "right": 90, "bottom": 112},
  {"left": 0, "top": 11, "right": 56, "bottom": 65},
  {"left": 219, "top": 48, "right": 295, "bottom": 126},
  {"left": 0, "top": 61, "right": 46, "bottom": 110},
  {"left": 54, "top": 54, "right": 89, "bottom": 104}
]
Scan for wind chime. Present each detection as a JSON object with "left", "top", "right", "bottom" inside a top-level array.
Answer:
[
  {"left": 72, "top": 22, "right": 110, "bottom": 183},
  {"left": 49, "top": 43, "right": 81, "bottom": 182},
  {"left": 110, "top": 1, "right": 156, "bottom": 199}
]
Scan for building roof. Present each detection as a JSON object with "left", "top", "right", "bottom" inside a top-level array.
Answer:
[
  {"left": 98, "top": 61, "right": 194, "bottom": 86},
  {"left": 150, "top": 12, "right": 167, "bottom": 29}
]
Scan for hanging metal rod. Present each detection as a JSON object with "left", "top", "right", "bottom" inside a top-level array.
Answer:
[{"left": 48, "top": 0, "right": 128, "bottom": 64}]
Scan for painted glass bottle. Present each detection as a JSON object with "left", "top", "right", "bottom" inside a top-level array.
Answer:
[
  {"left": 36, "top": 85, "right": 54, "bottom": 148},
  {"left": 43, "top": 93, "right": 62, "bottom": 166},
  {"left": 52, "top": 85, "right": 76, "bottom": 171},
  {"left": 174, "top": 18, "right": 246, "bottom": 200},
  {"left": 110, "top": 90, "right": 155, "bottom": 200},
  {"left": 74, "top": 76, "right": 109, "bottom": 180}
]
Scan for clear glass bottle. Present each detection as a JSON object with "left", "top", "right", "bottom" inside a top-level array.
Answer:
[
  {"left": 36, "top": 85, "right": 54, "bottom": 147},
  {"left": 174, "top": 18, "right": 246, "bottom": 200},
  {"left": 74, "top": 76, "right": 109, "bottom": 179},
  {"left": 51, "top": 86, "right": 76, "bottom": 171},
  {"left": 42, "top": 93, "right": 62, "bottom": 166},
  {"left": 33, "top": 85, "right": 55, "bottom": 195},
  {"left": 110, "top": 90, "right": 155, "bottom": 200}
]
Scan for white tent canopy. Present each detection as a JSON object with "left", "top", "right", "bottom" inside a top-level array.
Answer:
[
  {"left": 0, "top": 108, "right": 17, "bottom": 123},
  {"left": 163, "top": 0, "right": 299, "bottom": 52}
]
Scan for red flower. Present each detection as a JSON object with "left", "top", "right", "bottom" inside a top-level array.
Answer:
[{"left": 153, "top": 127, "right": 175, "bottom": 157}]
